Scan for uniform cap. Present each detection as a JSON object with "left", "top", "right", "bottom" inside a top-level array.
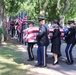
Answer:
[
  {"left": 38, "top": 17, "right": 45, "bottom": 22},
  {"left": 53, "top": 19, "right": 59, "bottom": 25},
  {"left": 28, "top": 21, "right": 34, "bottom": 25},
  {"left": 68, "top": 20, "right": 75, "bottom": 24}
]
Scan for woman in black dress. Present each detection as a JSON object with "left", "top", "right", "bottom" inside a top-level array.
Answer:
[{"left": 51, "top": 20, "right": 61, "bottom": 65}]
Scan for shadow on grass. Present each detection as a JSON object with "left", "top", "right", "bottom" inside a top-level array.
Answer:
[
  {"left": 0, "top": 46, "right": 34, "bottom": 75},
  {"left": 0, "top": 46, "right": 22, "bottom": 59},
  {"left": 0, "top": 62, "right": 34, "bottom": 75}
]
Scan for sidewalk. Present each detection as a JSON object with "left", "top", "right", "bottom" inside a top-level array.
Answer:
[{"left": 22, "top": 44, "right": 76, "bottom": 75}]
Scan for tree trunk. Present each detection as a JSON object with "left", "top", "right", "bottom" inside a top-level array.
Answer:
[
  {"left": 59, "top": 15, "right": 65, "bottom": 26},
  {"left": 0, "top": 0, "right": 8, "bottom": 42},
  {"left": 0, "top": 0, "right": 3, "bottom": 28},
  {"left": 57, "top": 0, "right": 70, "bottom": 26},
  {"left": 38, "top": 0, "right": 49, "bottom": 17}
]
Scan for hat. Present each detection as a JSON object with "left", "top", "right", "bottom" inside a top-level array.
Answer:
[
  {"left": 53, "top": 19, "right": 59, "bottom": 25},
  {"left": 68, "top": 20, "right": 75, "bottom": 24},
  {"left": 28, "top": 21, "right": 34, "bottom": 25},
  {"left": 38, "top": 17, "right": 45, "bottom": 22}
]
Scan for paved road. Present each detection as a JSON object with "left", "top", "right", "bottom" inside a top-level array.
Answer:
[
  {"left": 29, "top": 43, "right": 76, "bottom": 75},
  {"left": 5, "top": 36, "right": 76, "bottom": 75}
]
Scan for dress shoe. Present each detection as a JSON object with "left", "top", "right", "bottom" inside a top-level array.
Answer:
[
  {"left": 65, "top": 61, "right": 74, "bottom": 65},
  {"left": 41, "top": 65, "right": 46, "bottom": 67},
  {"left": 70, "top": 61, "right": 74, "bottom": 64},
  {"left": 58, "top": 54, "right": 62, "bottom": 58},
  {"left": 35, "top": 64, "right": 42, "bottom": 67},
  {"left": 53, "top": 61, "right": 58, "bottom": 65},
  {"left": 46, "top": 54, "right": 48, "bottom": 57},
  {"left": 51, "top": 56, "right": 54, "bottom": 58},
  {"left": 27, "top": 58, "right": 34, "bottom": 61},
  {"left": 65, "top": 60, "right": 74, "bottom": 65},
  {"left": 66, "top": 61, "right": 71, "bottom": 65}
]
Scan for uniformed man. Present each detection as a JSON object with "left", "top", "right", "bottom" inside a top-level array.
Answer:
[
  {"left": 35, "top": 17, "right": 49, "bottom": 67},
  {"left": 65, "top": 20, "right": 76, "bottom": 65},
  {"left": 26, "top": 21, "right": 35, "bottom": 61}
]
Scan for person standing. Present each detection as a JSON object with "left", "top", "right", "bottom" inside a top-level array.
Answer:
[
  {"left": 10, "top": 21, "right": 15, "bottom": 37},
  {"left": 16, "top": 23, "right": 21, "bottom": 42},
  {"left": 35, "top": 17, "right": 49, "bottom": 67},
  {"left": 51, "top": 19, "right": 61, "bottom": 65},
  {"left": 65, "top": 20, "right": 76, "bottom": 65},
  {"left": 23, "top": 21, "right": 38, "bottom": 61},
  {"left": 21, "top": 21, "right": 28, "bottom": 44}
]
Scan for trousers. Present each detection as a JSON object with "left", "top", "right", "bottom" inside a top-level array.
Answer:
[
  {"left": 65, "top": 44, "right": 75, "bottom": 62},
  {"left": 27, "top": 43, "right": 35, "bottom": 59},
  {"left": 37, "top": 45, "right": 47, "bottom": 66}
]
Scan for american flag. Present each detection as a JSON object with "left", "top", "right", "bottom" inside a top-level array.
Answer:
[
  {"left": 23, "top": 27, "right": 39, "bottom": 43},
  {"left": 15, "top": 11, "right": 28, "bottom": 24},
  {"left": 15, "top": 11, "right": 28, "bottom": 33},
  {"left": 23, "top": 27, "right": 65, "bottom": 43},
  {"left": 6, "top": 17, "right": 9, "bottom": 25},
  {"left": 6, "top": 16, "right": 12, "bottom": 29},
  {"left": 48, "top": 28, "right": 64, "bottom": 39},
  {"left": 22, "top": 11, "right": 28, "bottom": 22}
]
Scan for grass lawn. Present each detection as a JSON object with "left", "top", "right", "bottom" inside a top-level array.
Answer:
[{"left": 0, "top": 45, "right": 33, "bottom": 75}]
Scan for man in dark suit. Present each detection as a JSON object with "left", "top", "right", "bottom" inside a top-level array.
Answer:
[
  {"left": 65, "top": 20, "right": 76, "bottom": 65},
  {"left": 35, "top": 17, "right": 49, "bottom": 67}
]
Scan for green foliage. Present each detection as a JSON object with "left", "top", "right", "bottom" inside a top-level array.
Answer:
[
  {"left": 5, "top": 0, "right": 25, "bottom": 16},
  {"left": 4, "top": 0, "right": 76, "bottom": 22},
  {"left": 46, "top": 0, "right": 59, "bottom": 21},
  {"left": 65, "top": 0, "right": 76, "bottom": 21}
]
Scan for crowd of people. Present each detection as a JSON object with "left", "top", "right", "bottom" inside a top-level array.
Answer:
[{"left": 6, "top": 17, "right": 76, "bottom": 67}]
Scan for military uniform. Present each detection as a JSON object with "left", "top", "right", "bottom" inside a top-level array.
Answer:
[
  {"left": 36, "top": 17, "right": 49, "bottom": 67},
  {"left": 65, "top": 21, "right": 76, "bottom": 64},
  {"left": 51, "top": 26, "right": 61, "bottom": 56},
  {"left": 26, "top": 21, "right": 35, "bottom": 61},
  {"left": 27, "top": 43, "right": 35, "bottom": 61}
]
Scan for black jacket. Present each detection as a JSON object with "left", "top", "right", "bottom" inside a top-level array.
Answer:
[
  {"left": 51, "top": 27, "right": 61, "bottom": 45},
  {"left": 65, "top": 26, "right": 76, "bottom": 44},
  {"left": 36, "top": 25, "right": 49, "bottom": 46},
  {"left": 10, "top": 24, "right": 15, "bottom": 30}
]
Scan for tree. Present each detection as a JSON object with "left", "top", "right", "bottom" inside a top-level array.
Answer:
[
  {"left": 0, "top": 0, "right": 4, "bottom": 28},
  {"left": 57, "top": 0, "right": 70, "bottom": 26},
  {"left": 47, "top": 0, "right": 59, "bottom": 22},
  {"left": 38, "top": 0, "right": 49, "bottom": 17},
  {"left": 0, "top": 0, "right": 76, "bottom": 42},
  {"left": 0, "top": 0, "right": 26, "bottom": 41},
  {"left": 5, "top": 0, "right": 25, "bottom": 17},
  {"left": 0, "top": 0, "right": 7, "bottom": 41},
  {"left": 65, "top": 0, "right": 76, "bottom": 21}
]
